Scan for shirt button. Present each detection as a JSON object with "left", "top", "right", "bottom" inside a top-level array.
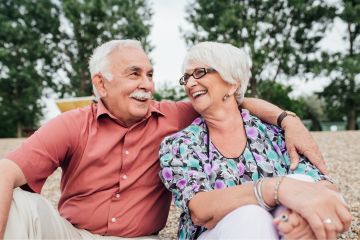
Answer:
[
  {"left": 115, "top": 193, "right": 120, "bottom": 199},
  {"left": 122, "top": 175, "right": 128, "bottom": 180},
  {"left": 125, "top": 150, "right": 129, "bottom": 155},
  {"left": 111, "top": 217, "right": 116, "bottom": 223}
]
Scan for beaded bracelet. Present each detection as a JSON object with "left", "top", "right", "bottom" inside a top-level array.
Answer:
[{"left": 274, "top": 176, "right": 285, "bottom": 205}]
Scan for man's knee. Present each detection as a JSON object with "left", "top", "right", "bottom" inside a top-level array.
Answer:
[
  {"left": 5, "top": 188, "right": 43, "bottom": 238},
  {"left": 10, "top": 188, "right": 36, "bottom": 213}
]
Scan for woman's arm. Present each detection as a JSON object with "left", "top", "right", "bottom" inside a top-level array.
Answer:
[
  {"left": 241, "top": 98, "right": 328, "bottom": 174},
  {"left": 265, "top": 178, "right": 351, "bottom": 240},
  {"left": 188, "top": 182, "right": 258, "bottom": 228},
  {"left": 188, "top": 177, "right": 350, "bottom": 239}
]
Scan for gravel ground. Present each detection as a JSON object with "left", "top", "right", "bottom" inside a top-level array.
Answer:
[{"left": 1, "top": 131, "right": 359, "bottom": 239}]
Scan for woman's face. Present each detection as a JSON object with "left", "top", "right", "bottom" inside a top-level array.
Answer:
[{"left": 183, "top": 62, "right": 231, "bottom": 115}]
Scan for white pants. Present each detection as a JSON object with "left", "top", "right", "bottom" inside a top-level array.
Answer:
[
  {"left": 4, "top": 188, "right": 159, "bottom": 239},
  {"left": 198, "top": 174, "right": 315, "bottom": 240}
]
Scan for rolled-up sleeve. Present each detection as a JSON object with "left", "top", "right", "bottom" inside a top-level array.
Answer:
[{"left": 5, "top": 112, "right": 80, "bottom": 193}]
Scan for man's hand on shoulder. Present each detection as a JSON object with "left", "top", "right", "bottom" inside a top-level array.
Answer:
[{"left": 282, "top": 116, "right": 328, "bottom": 175}]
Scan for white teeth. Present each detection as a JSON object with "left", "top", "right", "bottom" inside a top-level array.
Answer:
[
  {"left": 130, "top": 90, "right": 152, "bottom": 101},
  {"left": 192, "top": 90, "right": 207, "bottom": 98}
]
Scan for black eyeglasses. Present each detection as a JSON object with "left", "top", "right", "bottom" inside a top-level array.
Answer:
[{"left": 179, "top": 68, "right": 217, "bottom": 86}]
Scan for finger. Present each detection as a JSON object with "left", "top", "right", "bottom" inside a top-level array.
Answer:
[
  {"left": 332, "top": 218, "right": 345, "bottom": 236},
  {"left": 274, "top": 208, "right": 291, "bottom": 224},
  {"left": 336, "top": 204, "right": 352, "bottom": 232},
  {"left": 306, "top": 215, "right": 327, "bottom": 240},
  {"left": 288, "top": 147, "right": 300, "bottom": 170},
  {"left": 273, "top": 217, "right": 280, "bottom": 225},
  {"left": 277, "top": 221, "right": 294, "bottom": 235},
  {"left": 302, "top": 149, "right": 329, "bottom": 175},
  {"left": 323, "top": 218, "right": 337, "bottom": 240},
  {"left": 288, "top": 212, "right": 300, "bottom": 227},
  {"left": 204, "top": 219, "right": 217, "bottom": 230}
]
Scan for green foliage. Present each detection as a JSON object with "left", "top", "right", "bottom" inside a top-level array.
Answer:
[
  {"left": 0, "top": 0, "right": 153, "bottom": 137},
  {"left": 183, "top": 0, "right": 335, "bottom": 96},
  {"left": 60, "top": 0, "right": 153, "bottom": 97},
  {"left": 255, "top": 81, "right": 326, "bottom": 130},
  {"left": 317, "top": 0, "right": 360, "bottom": 130},
  {"left": 255, "top": 81, "right": 306, "bottom": 118},
  {"left": 154, "top": 85, "right": 188, "bottom": 101},
  {"left": 0, "top": 0, "right": 62, "bottom": 137}
]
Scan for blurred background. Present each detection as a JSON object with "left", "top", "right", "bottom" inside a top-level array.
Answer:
[{"left": 0, "top": 0, "right": 359, "bottom": 137}]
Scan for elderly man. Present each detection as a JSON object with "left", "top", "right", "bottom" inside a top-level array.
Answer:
[{"left": 0, "top": 40, "right": 327, "bottom": 239}]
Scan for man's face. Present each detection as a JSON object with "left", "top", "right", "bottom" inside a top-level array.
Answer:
[{"left": 97, "top": 47, "right": 155, "bottom": 126}]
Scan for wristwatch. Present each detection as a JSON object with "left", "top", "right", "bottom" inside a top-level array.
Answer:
[{"left": 277, "top": 111, "right": 297, "bottom": 128}]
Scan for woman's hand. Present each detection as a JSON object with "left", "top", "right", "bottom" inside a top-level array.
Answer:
[
  {"left": 272, "top": 177, "right": 352, "bottom": 239},
  {"left": 282, "top": 116, "right": 328, "bottom": 174},
  {"left": 274, "top": 209, "right": 316, "bottom": 240}
]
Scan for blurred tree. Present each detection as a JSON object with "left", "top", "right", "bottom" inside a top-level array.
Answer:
[
  {"left": 183, "top": 0, "right": 335, "bottom": 97},
  {"left": 0, "top": 0, "right": 62, "bottom": 137},
  {"left": 255, "top": 81, "right": 306, "bottom": 118},
  {"left": 0, "top": 0, "right": 153, "bottom": 137},
  {"left": 318, "top": 0, "right": 360, "bottom": 130},
  {"left": 60, "top": 0, "right": 153, "bottom": 97},
  {"left": 154, "top": 84, "right": 187, "bottom": 101},
  {"left": 256, "top": 81, "right": 325, "bottom": 131},
  {"left": 299, "top": 95, "right": 327, "bottom": 131}
]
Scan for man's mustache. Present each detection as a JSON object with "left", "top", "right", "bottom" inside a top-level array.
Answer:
[{"left": 129, "top": 90, "right": 153, "bottom": 100}]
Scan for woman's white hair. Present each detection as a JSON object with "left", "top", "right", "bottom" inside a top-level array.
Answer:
[
  {"left": 182, "top": 42, "right": 252, "bottom": 105},
  {"left": 88, "top": 39, "right": 144, "bottom": 99}
]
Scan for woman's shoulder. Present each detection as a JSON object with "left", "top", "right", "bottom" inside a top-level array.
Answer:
[
  {"left": 162, "top": 116, "right": 206, "bottom": 145},
  {"left": 241, "top": 108, "right": 282, "bottom": 132}
]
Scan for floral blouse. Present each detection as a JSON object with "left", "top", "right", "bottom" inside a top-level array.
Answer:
[{"left": 159, "top": 109, "right": 331, "bottom": 240}]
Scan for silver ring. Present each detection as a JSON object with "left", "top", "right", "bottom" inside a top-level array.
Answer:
[
  {"left": 323, "top": 218, "right": 332, "bottom": 224},
  {"left": 280, "top": 214, "right": 289, "bottom": 222}
]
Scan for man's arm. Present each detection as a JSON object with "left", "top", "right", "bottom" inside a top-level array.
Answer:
[
  {"left": 241, "top": 98, "right": 283, "bottom": 125},
  {"left": 0, "top": 159, "right": 26, "bottom": 238},
  {"left": 241, "top": 98, "right": 328, "bottom": 174}
]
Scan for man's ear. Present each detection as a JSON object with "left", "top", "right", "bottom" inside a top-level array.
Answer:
[{"left": 92, "top": 74, "right": 107, "bottom": 97}]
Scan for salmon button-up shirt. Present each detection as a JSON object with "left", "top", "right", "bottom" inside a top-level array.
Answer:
[{"left": 6, "top": 100, "right": 198, "bottom": 237}]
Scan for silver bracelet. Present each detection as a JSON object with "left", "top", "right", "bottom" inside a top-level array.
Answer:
[{"left": 253, "top": 178, "right": 274, "bottom": 211}]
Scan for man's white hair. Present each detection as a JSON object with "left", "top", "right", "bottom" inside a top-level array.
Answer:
[
  {"left": 182, "top": 42, "right": 252, "bottom": 105},
  {"left": 88, "top": 39, "right": 144, "bottom": 99}
]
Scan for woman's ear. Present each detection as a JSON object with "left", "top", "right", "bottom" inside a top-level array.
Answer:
[
  {"left": 92, "top": 74, "right": 107, "bottom": 97},
  {"left": 229, "top": 82, "right": 240, "bottom": 96}
]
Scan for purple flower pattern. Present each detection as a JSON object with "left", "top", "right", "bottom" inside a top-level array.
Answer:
[{"left": 159, "top": 109, "right": 330, "bottom": 240}]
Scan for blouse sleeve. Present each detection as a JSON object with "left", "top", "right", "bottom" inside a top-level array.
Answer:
[
  {"left": 263, "top": 123, "right": 333, "bottom": 183},
  {"left": 159, "top": 134, "right": 212, "bottom": 215}
]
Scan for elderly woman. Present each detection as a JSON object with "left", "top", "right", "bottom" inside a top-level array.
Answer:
[{"left": 159, "top": 42, "right": 351, "bottom": 240}]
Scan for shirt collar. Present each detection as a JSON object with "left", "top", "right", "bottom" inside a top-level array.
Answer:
[{"left": 96, "top": 99, "right": 165, "bottom": 121}]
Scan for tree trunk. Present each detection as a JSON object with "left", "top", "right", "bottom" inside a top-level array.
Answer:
[
  {"left": 80, "top": 72, "right": 85, "bottom": 96},
  {"left": 307, "top": 111, "right": 322, "bottom": 131},
  {"left": 250, "top": 76, "right": 257, "bottom": 97},
  {"left": 16, "top": 121, "right": 22, "bottom": 138},
  {"left": 347, "top": 103, "right": 357, "bottom": 130}
]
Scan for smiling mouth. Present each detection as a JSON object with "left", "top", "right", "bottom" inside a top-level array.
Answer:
[
  {"left": 130, "top": 96, "right": 149, "bottom": 102},
  {"left": 192, "top": 90, "right": 208, "bottom": 99}
]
